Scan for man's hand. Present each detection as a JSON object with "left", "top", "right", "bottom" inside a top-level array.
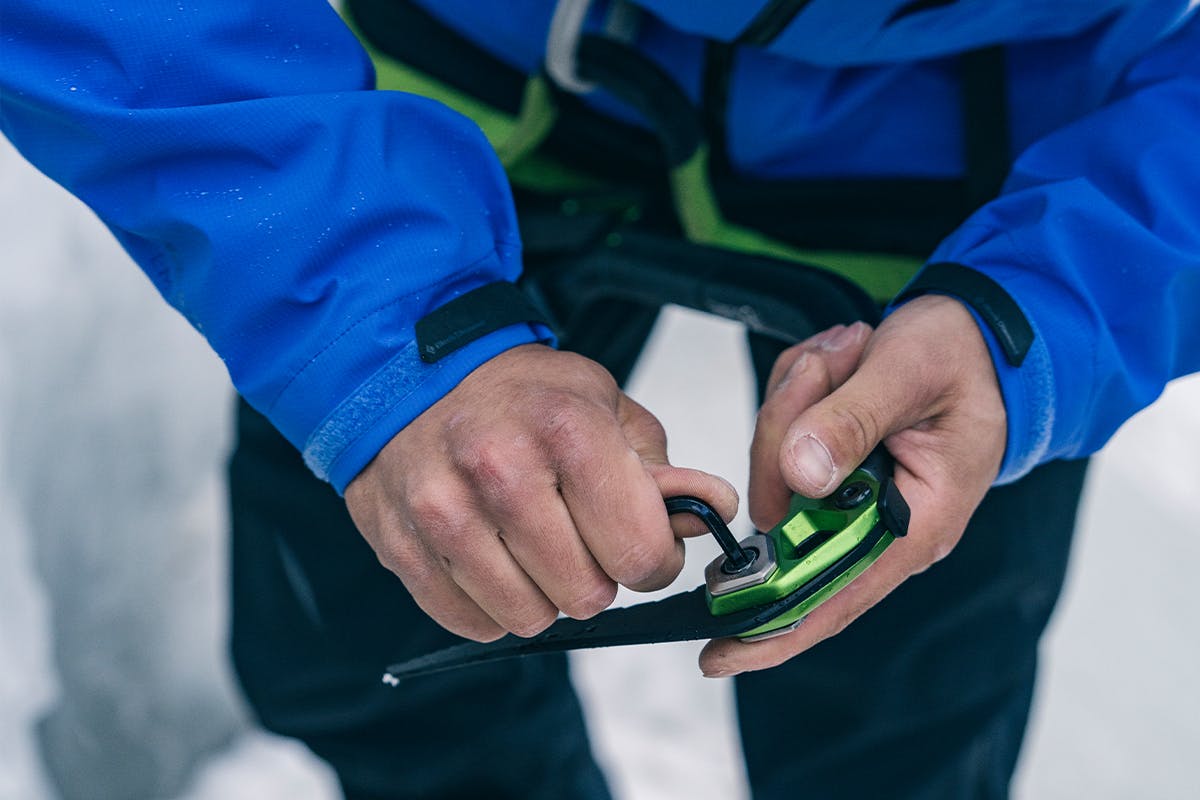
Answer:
[
  {"left": 701, "top": 294, "right": 1007, "bottom": 676},
  {"left": 345, "top": 343, "right": 738, "bottom": 643}
]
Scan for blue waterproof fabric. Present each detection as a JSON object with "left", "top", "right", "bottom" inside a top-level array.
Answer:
[{"left": 2, "top": 0, "right": 1198, "bottom": 489}]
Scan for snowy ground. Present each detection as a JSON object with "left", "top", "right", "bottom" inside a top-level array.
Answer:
[{"left": 1, "top": 138, "right": 1197, "bottom": 799}]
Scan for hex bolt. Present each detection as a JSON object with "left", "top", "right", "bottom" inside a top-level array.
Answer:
[{"left": 833, "top": 481, "right": 873, "bottom": 510}]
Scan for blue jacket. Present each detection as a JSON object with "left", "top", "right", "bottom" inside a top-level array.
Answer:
[{"left": 3, "top": 0, "right": 1198, "bottom": 492}]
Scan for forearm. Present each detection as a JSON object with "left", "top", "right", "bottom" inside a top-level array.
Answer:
[{"left": 1, "top": 0, "right": 548, "bottom": 490}]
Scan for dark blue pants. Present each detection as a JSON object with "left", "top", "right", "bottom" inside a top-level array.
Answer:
[{"left": 229, "top": 339, "right": 1086, "bottom": 799}]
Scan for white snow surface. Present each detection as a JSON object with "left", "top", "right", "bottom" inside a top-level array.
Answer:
[{"left": 1, "top": 138, "right": 1197, "bottom": 799}]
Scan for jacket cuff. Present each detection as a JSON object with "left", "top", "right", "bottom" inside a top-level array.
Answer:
[
  {"left": 304, "top": 320, "right": 554, "bottom": 493},
  {"left": 257, "top": 248, "right": 557, "bottom": 493}
]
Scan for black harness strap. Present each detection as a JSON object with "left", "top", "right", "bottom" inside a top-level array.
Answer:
[
  {"left": 736, "top": 0, "right": 817, "bottom": 48},
  {"left": 347, "top": 0, "right": 667, "bottom": 184},
  {"left": 575, "top": 35, "right": 702, "bottom": 168},
  {"left": 350, "top": 0, "right": 1011, "bottom": 257},
  {"left": 961, "top": 46, "right": 1012, "bottom": 208},
  {"left": 364, "top": 0, "right": 1029, "bottom": 364}
]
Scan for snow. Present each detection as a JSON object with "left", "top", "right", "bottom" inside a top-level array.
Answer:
[
  {"left": 2, "top": 137, "right": 1197, "bottom": 799},
  {"left": 0, "top": 462, "right": 57, "bottom": 800}
]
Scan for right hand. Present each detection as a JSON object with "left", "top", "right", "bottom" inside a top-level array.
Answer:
[{"left": 345, "top": 343, "right": 738, "bottom": 642}]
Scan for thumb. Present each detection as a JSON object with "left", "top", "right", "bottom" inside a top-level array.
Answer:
[
  {"left": 618, "top": 393, "right": 740, "bottom": 532},
  {"left": 779, "top": 339, "right": 938, "bottom": 497}
]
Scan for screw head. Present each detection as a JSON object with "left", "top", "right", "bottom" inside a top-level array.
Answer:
[
  {"left": 833, "top": 481, "right": 873, "bottom": 510},
  {"left": 720, "top": 546, "right": 759, "bottom": 575}
]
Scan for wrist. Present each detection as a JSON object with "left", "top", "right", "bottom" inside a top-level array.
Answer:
[
  {"left": 318, "top": 323, "right": 553, "bottom": 494},
  {"left": 887, "top": 258, "right": 1065, "bottom": 485}
]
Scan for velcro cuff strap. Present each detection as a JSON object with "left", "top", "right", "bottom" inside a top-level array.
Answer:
[
  {"left": 416, "top": 281, "right": 552, "bottom": 363},
  {"left": 894, "top": 262, "right": 1034, "bottom": 366}
]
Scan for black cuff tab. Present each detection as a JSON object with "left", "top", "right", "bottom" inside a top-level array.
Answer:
[
  {"left": 895, "top": 262, "right": 1033, "bottom": 366},
  {"left": 415, "top": 282, "right": 552, "bottom": 363}
]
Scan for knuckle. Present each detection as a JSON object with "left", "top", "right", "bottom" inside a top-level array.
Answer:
[
  {"left": 561, "top": 353, "right": 617, "bottom": 391},
  {"left": 922, "top": 530, "right": 960, "bottom": 567},
  {"left": 509, "top": 605, "right": 558, "bottom": 638},
  {"left": 366, "top": 515, "right": 426, "bottom": 577},
  {"left": 405, "top": 485, "right": 471, "bottom": 546},
  {"left": 829, "top": 400, "right": 880, "bottom": 457},
  {"left": 373, "top": 537, "right": 411, "bottom": 576},
  {"left": 560, "top": 579, "right": 617, "bottom": 620},
  {"left": 457, "top": 436, "right": 525, "bottom": 498},
  {"left": 405, "top": 482, "right": 450, "bottom": 523},
  {"left": 806, "top": 355, "right": 834, "bottom": 393},
  {"left": 471, "top": 626, "right": 508, "bottom": 644},
  {"left": 540, "top": 406, "right": 598, "bottom": 466},
  {"left": 772, "top": 345, "right": 808, "bottom": 384},
  {"left": 608, "top": 536, "right": 671, "bottom": 587},
  {"left": 755, "top": 395, "right": 789, "bottom": 430},
  {"left": 451, "top": 616, "right": 506, "bottom": 643},
  {"left": 399, "top": 554, "right": 442, "bottom": 587},
  {"left": 927, "top": 541, "right": 953, "bottom": 566}
]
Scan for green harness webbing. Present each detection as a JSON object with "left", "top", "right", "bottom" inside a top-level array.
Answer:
[
  {"left": 347, "top": 11, "right": 923, "bottom": 304},
  {"left": 670, "top": 147, "right": 923, "bottom": 301},
  {"left": 347, "top": 12, "right": 603, "bottom": 194}
]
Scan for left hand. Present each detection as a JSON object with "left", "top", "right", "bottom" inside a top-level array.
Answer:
[{"left": 700, "top": 294, "right": 1007, "bottom": 677}]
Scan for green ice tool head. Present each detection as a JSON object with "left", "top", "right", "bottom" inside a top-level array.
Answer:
[{"left": 704, "top": 447, "right": 909, "bottom": 640}]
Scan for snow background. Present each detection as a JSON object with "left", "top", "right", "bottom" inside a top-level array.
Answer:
[{"left": 1, "top": 136, "right": 1196, "bottom": 799}]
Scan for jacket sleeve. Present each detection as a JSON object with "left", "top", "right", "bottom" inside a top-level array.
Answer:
[
  {"left": 912, "top": 12, "right": 1200, "bottom": 483},
  {"left": 0, "top": 0, "right": 550, "bottom": 492}
]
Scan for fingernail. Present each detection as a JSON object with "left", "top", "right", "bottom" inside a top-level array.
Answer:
[
  {"left": 788, "top": 434, "right": 834, "bottom": 493},
  {"left": 818, "top": 322, "right": 862, "bottom": 352},
  {"left": 786, "top": 352, "right": 810, "bottom": 377},
  {"left": 774, "top": 353, "right": 810, "bottom": 394},
  {"left": 702, "top": 668, "right": 739, "bottom": 679},
  {"left": 808, "top": 325, "right": 845, "bottom": 348}
]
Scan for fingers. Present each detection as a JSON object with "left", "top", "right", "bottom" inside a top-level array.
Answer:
[
  {"left": 443, "top": 422, "right": 620, "bottom": 621},
  {"left": 778, "top": 296, "right": 1007, "bottom": 501},
  {"left": 350, "top": 485, "right": 509, "bottom": 642},
  {"left": 648, "top": 463, "right": 741, "bottom": 537},
  {"left": 438, "top": 527, "right": 560, "bottom": 638},
  {"left": 488, "top": 487, "right": 618, "bottom": 621},
  {"left": 700, "top": 296, "right": 1009, "bottom": 676},
  {"left": 619, "top": 393, "right": 739, "bottom": 525},
  {"left": 345, "top": 344, "right": 745, "bottom": 643},
  {"left": 748, "top": 323, "right": 871, "bottom": 529},
  {"left": 554, "top": 410, "right": 685, "bottom": 592},
  {"left": 368, "top": 461, "right": 619, "bottom": 639},
  {"left": 620, "top": 393, "right": 740, "bottom": 536},
  {"left": 778, "top": 327, "right": 939, "bottom": 499}
]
